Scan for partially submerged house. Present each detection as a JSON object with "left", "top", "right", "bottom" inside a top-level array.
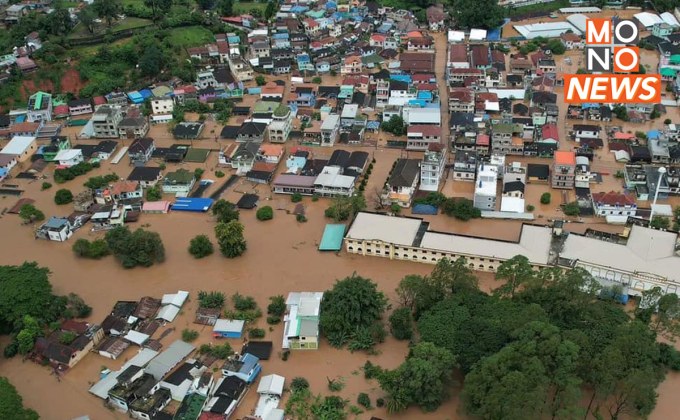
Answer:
[{"left": 283, "top": 292, "right": 323, "bottom": 350}]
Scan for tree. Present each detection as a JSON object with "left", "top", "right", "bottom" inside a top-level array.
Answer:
[
  {"left": 389, "top": 307, "right": 413, "bottom": 340},
  {"left": 255, "top": 75, "right": 266, "bottom": 86},
  {"left": 215, "top": 220, "right": 247, "bottom": 258},
  {"left": 181, "top": 328, "right": 199, "bottom": 342},
  {"left": 196, "top": 0, "right": 214, "bottom": 11},
  {"left": 77, "top": 7, "right": 97, "bottom": 34},
  {"left": 320, "top": 274, "right": 388, "bottom": 347},
  {"left": 146, "top": 185, "right": 161, "bottom": 201},
  {"left": 92, "top": 0, "right": 122, "bottom": 27},
  {"left": 104, "top": 226, "right": 165, "bottom": 268},
  {"left": 144, "top": 0, "right": 173, "bottom": 20},
  {"left": 381, "top": 115, "right": 406, "bottom": 136},
  {"left": 0, "top": 377, "right": 39, "bottom": 420},
  {"left": 139, "top": 44, "right": 164, "bottom": 77},
  {"left": 72, "top": 238, "right": 110, "bottom": 259},
  {"left": 540, "top": 192, "right": 551, "bottom": 204},
  {"left": 291, "top": 192, "right": 303, "bottom": 203},
  {"left": 212, "top": 199, "right": 240, "bottom": 223},
  {"left": 563, "top": 201, "right": 580, "bottom": 216},
  {"left": 256, "top": 206, "right": 274, "bottom": 221},
  {"left": 264, "top": 1, "right": 276, "bottom": 20},
  {"left": 449, "top": 0, "right": 504, "bottom": 29},
  {"left": 189, "top": 235, "right": 214, "bottom": 259},
  {"left": 651, "top": 215, "right": 670, "bottom": 230},
  {"left": 495, "top": 255, "right": 534, "bottom": 298},
  {"left": 219, "top": 0, "right": 234, "bottom": 16},
  {"left": 198, "top": 291, "right": 225, "bottom": 309},
  {"left": 441, "top": 198, "right": 481, "bottom": 221},
  {"left": 312, "top": 76, "right": 322, "bottom": 84},
  {"left": 378, "top": 342, "right": 456, "bottom": 412},
  {"left": 324, "top": 194, "right": 366, "bottom": 222},
  {"left": 18, "top": 204, "right": 45, "bottom": 222},
  {"left": 54, "top": 188, "right": 73, "bottom": 205},
  {"left": 430, "top": 257, "right": 478, "bottom": 295},
  {"left": 613, "top": 104, "right": 629, "bottom": 121},
  {"left": 16, "top": 315, "right": 42, "bottom": 354}
]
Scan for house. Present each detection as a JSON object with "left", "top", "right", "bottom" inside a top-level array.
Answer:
[
  {"left": 527, "top": 163, "right": 550, "bottom": 184},
  {"left": 572, "top": 124, "right": 601, "bottom": 143},
  {"left": 173, "top": 85, "right": 198, "bottom": 105},
  {"left": 283, "top": 292, "right": 323, "bottom": 350},
  {"left": 271, "top": 105, "right": 297, "bottom": 135},
  {"left": 383, "top": 159, "right": 421, "bottom": 207},
  {"left": 55, "top": 149, "right": 84, "bottom": 167},
  {"left": 27, "top": 91, "right": 52, "bottom": 122},
  {"left": 36, "top": 217, "right": 73, "bottom": 242},
  {"left": 92, "top": 106, "right": 124, "bottom": 138},
  {"left": 321, "top": 114, "right": 341, "bottom": 146},
  {"left": 561, "top": 32, "right": 584, "bottom": 50},
  {"left": 229, "top": 141, "right": 260, "bottom": 174},
  {"left": 108, "top": 372, "right": 157, "bottom": 413},
  {"left": 261, "top": 82, "right": 285, "bottom": 100},
  {"left": 222, "top": 353, "right": 262, "bottom": 384},
  {"left": 273, "top": 174, "right": 317, "bottom": 195},
  {"left": 127, "top": 167, "right": 163, "bottom": 188},
  {"left": 474, "top": 163, "right": 498, "bottom": 211},
  {"left": 254, "top": 374, "right": 285, "bottom": 420},
  {"left": 0, "top": 153, "right": 17, "bottom": 177},
  {"left": 150, "top": 98, "right": 173, "bottom": 123},
  {"left": 173, "top": 122, "right": 204, "bottom": 140},
  {"left": 313, "top": 166, "right": 355, "bottom": 197},
  {"left": 119, "top": 114, "right": 149, "bottom": 140},
  {"left": 399, "top": 52, "right": 436, "bottom": 73},
  {"left": 74, "top": 140, "right": 118, "bottom": 161},
  {"left": 1, "top": 135, "right": 36, "bottom": 162},
  {"left": 162, "top": 169, "right": 196, "bottom": 197},
  {"left": 407, "top": 125, "right": 441, "bottom": 151},
  {"left": 408, "top": 36, "right": 435, "bottom": 51},
  {"left": 552, "top": 151, "right": 576, "bottom": 189},
  {"left": 420, "top": 144, "right": 447, "bottom": 192},
  {"left": 448, "top": 88, "right": 475, "bottom": 113},
  {"left": 341, "top": 55, "right": 363, "bottom": 75},
  {"left": 213, "top": 319, "right": 245, "bottom": 339},
  {"left": 228, "top": 56, "right": 254, "bottom": 81},
  {"left": 541, "top": 123, "right": 559, "bottom": 144},
  {"left": 258, "top": 144, "right": 285, "bottom": 164},
  {"left": 426, "top": 4, "right": 446, "bottom": 31},
  {"left": 592, "top": 191, "right": 637, "bottom": 217},
  {"left": 112, "top": 180, "right": 143, "bottom": 203},
  {"left": 204, "top": 375, "right": 247, "bottom": 417},
  {"left": 128, "top": 388, "right": 172, "bottom": 420},
  {"left": 128, "top": 138, "right": 156, "bottom": 165},
  {"left": 159, "top": 360, "right": 207, "bottom": 402},
  {"left": 237, "top": 122, "right": 268, "bottom": 143},
  {"left": 453, "top": 150, "right": 478, "bottom": 181},
  {"left": 68, "top": 98, "right": 93, "bottom": 116}
]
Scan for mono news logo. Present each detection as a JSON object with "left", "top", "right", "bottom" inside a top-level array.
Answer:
[{"left": 564, "top": 18, "right": 661, "bottom": 104}]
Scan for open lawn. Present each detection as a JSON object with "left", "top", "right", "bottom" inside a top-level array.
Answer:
[
  {"left": 68, "top": 17, "right": 153, "bottom": 39},
  {"left": 234, "top": 1, "right": 268, "bottom": 14},
  {"left": 166, "top": 26, "right": 215, "bottom": 47}
]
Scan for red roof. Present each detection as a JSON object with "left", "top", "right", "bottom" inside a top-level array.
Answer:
[
  {"left": 477, "top": 92, "right": 498, "bottom": 102},
  {"left": 448, "top": 44, "right": 468, "bottom": 63},
  {"left": 371, "top": 34, "right": 386, "bottom": 42},
  {"left": 93, "top": 96, "right": 106, "bottom": 105},
  {"left": 449, "top": 88, "right": 473, "bottom": 103},
  {"left": 417, "top": 83, "right": 437, "bottom": 91},
  {"left": 541, "top": 124, "right": 559, "bottom": 141},
  {"left": 554, "top": 150, "right": 576, "bottom": 166},
  {"left": 408, "top": 125, "right": 441, "bottom": 137},
  {"left": 412, "top": 73, "right": 435, "bottom": 82},
  {"left": 476, "top": 134, "right": 490, "bottom": 146},
  {"left": 54, "top": 105, "right": 69, "bottom": 116},
  {"left": 592, "top": 191, "right": 636, "bottom": 207}
]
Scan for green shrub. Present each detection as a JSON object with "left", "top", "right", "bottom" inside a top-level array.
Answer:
[
  {"left": 146, "top": 185, "right": 162, "bottom": 201},
  {"left": 198, "top": 291, "right": 225, "bottom": 309},
  {"left": 291, "top": 193, "right": 303, "bottom": 203},
  {"left": 266, "top": 315, "right": 281, "bottom": 324},
  {"left": 189, "top": 235, "right": 214, "bottom": 258},
  {"left": 563, "top": 201, "right": 580, "bottom": 216},
  {"left": 526, "top": 205, "right": 535, "bottom": 211},
  {"left": 312, "top": 194, "right": 319, "bottom": 202},
  {"left": 357, "top": 393, "right": 371, "bottom": 408},
  {"left": 41, "top": 182, "right": 52, "bottom": 190},
  {"left": 327, "top": 377, "right": 345, "bottom": 392},
  {"left": 54, "top": 189, "right": 73, "bottom": 205},
  {"left": 363, "top": 360, "right": 382, "bottom": 379},
  {"left": 376, "top": 398, "right": 385, "bottom": 407},
  {"left": 540, "top": 192, "right": 551, "bottom": 205},
  {"left": 267, "top": 295, "right": 286, "bottom": 316},
  {"left": 215, "top": 170, "right": 225, "bottom": 178},
  {"left": 256, "top": 206, "right": 274, "bottom": 221},
  {"left": 72, "top": 239, "right": 110, "bottom": 259},
  {"left": 291, "top": 377, "right": 309, "bottom": 392},
  {"left": 296, "top": 214, "right": 307, "bottom": 223},
  {"left": 388, "top": 307, "right": 413, "bottom": 340},
  {"left": 233, "top": 293, "right": 257, "bottom": 311},
  {"left": 181, "top": 329, "right": 199, "bottom": 342},
  {"left": 19, "top": 204, "right": 45, "bottom": 222},
  {"left": 198, "top": 343, "right": 233, "bottom": 359},
  {"left": 249, "top": 328, "right": 265, "bottom": 339}
]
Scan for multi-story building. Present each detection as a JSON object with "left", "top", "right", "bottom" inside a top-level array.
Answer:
[
  {"left": 473, "top": 163, "right": 498, "bottom": 210},
  {"left": 382, "top": 159, "right": 420, "bottom": 207},
  {"left": 376, "top": 80, "right": 390, "bottom": 108},
  {"left": 313, "top": 166, "right": 356, "bottom": 197},
  {"left": 151, "top": 98, "right": 173, "bottom": 116},
  {"left": 592, "top": 191, "right": 637, "bottom": 217},
  {"left": 320, "top": 114, "right": 340, "bottom": 147},
  {"left": 552, "top": 150, "right": 576, "bottom": 189},
  {"left": 407, "top": 125, "right": 441, "bottom": 151},
  {"left": 268, "top": 105, "right": 293, "bottom": 144},
  {"left": 420, "top": 144, "right": 447, "bottom": 192},
  {"left": 491, "top": 123, "right": 513, "bottom": 155},
  {"left": 27, "top": 91, "right": 52, "bottom": 122},
  {"left": 448, "top": 88, "right": 475, "bottom": 113},
  {"left": 92, "top": 105, "right": 123, "bottom": 138},
  {"left": 453, "top": 150, "right": 477, "bottom": 181}
]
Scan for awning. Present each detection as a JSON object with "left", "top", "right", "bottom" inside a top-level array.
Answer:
[{"left": 661, "top": 67, "right": 677, "bottom": 77}]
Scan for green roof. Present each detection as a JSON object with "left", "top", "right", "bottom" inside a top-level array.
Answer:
[
  {"left": 274, "top": 104, "right": 290, "bottom": 117},
  {"left": 254, "top": 101, "right": 282, "bottom": 113},
  {"left": 184, "top": 148, "right": 210, "bottom": 163},
  {"left": 670, "top": 55, "right": 680, "bottom": 65},
  {"left": 319, "top": 224, "right": 346, "bottom": 251},
  {"left": 661, "top": 67, "right": 678, "bottom": 77},
  {"left": 493, "top": 123, "right": 514, "bottom": 133},
  {"left": 174, "top": 394, "right": 207, "bottom": 420},
  {"left": 165, "top": 169, "right": 194, "bottom": 184}
]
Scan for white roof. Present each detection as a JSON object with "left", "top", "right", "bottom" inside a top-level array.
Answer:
[
  {"left": 613, "top": 150, "right": 630, "bottom": 162},
  {"left": 298, "top": 294, "right": 322, "bottom": 317},
  {"left": 484, "top": 100, "right": 500, "bottom": 112},
  {"left": 469, "top": 29, "right": 487, "bottom": 41},
  {"left": 257, "top": 374, "right": 285, "bottom": 396},
  {"left": 2, "top": 136, "right": 35, "bottom": 155},
  {"left": 213, "top": 319, "right": 245, "bottom": 333},
  {"left": 566, "top": 14, "right": 588, "bottom": 33},
  {"left": 151, "top": 114, "right": 173, "bottom": 122},
  {"left": 341, "top": 104, "right": 359, "bottom": 118},
  {"left": 88, "top": 348, "right": 158, "bottom": 399},
  {"left": 651, "top": 204, "right": 673, "bottom": 217},
  {"left": 559, "top": 6, "right": 601, "bottom": 13},
  {"left": 55, "top": 149, "right": 83, "bottom": 162},
  {"left": 475, "top": 166, "right": 498, "bottom": 197},
  {"left": 346, "top": 212, "right": 423, "bottom": 246},
  {"left": 314, "top": 166, "right": 355, "bottom": 189},
  {"left": 405, "top": 107, "right": 441, "bottom": 125},
  {"left": 161, "top": 290, "right": 189, "bottom": 307},
  {"left": 661, "top": 12, "right": 680, "bottom": 27},
  {"left": 124, "top": 330, "right": 150, "bottom": 346},
  {"left": 156, "top": 305, "right": 180, "bottom": 322},
  {"left": 514, "top": 21, "right": 580, "bottom": 39},
  {"left": 264, "top": 409, "right": 285, "bottom": 420},
  {"left": 500, "top": 196, "right": 526, "bottom": 213},
  {"left": 561, "top": 224, "right": 680, "bottom": 282},
  {"left": 249, "top": 29, "right": 269, "bottom": 37},
  {"left": 634, "top": 12, "right": 663, "bottom": 28},
  {"left": 420, "top": 224, "right": 552, "bottom": 265},
  {"left": 448, "top": 30, "right": 465, "bottom": 43},
  {"left": 146, "top": 340, "right": 195, "bottom": 381},
  {"left": 321, "top": 114, "right": 340, "bottom": 129},
  {"left": 488, "top": 88, "right": 525, "bottom": 100},
  {"left": 286, "top": 291, "right": 324, "bottom": 306}
]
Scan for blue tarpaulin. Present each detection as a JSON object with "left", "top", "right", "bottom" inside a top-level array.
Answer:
[
  {"left": 412, "top": 204, "right": 438, "bottom": 215},
  {"left": 171, "top": 198, "right": 214, "bottom": 212},
  {"left": 390, "top": 74, "right": 411, "bottom": 83}
]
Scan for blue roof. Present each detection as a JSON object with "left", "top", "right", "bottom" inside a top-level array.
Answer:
[
  {"left": 44, "top": 217, "right": 69, "bottom": 229},
  {"left": 127, "top": 91, "right": 143, "bottom": 103},
  {"left": 0, "top": 168, "right": 7, "bottom": 178},
  {"left": 647, "top": 130, "right": 660, "bottom": 139},
  {"left": 227, "top": 36, "right": 240, "bottom": 44},
  {"left": 390, "top": 75, "right": 411, "bottom": 83},
  {"left": 412, "top": 204, "right": 438, "bottom": 215},
  {"left": 377, "top": 23, "right": 392, "bottom": 33},
  {"left": 139, "top": 89, "right": 153, "bottom": 99},
  {"left": 408, "top": 99, "right": 427, "bottom": 107},
  {"left": 417, "top": 91, "right": 433, "bottom": 100},
  {"left": 581, "top": 103, "right": 600, "bottom": 109},
  {"left": 366, "top": 121, "right": 380, "bottom": 130},
  {"left": 286, "top": 156, "right": 307, "bottom": 169},
  {"left": 290, "top": 6, "right": 308, "bottom": 13},
  {"left": 240, "top": 353, "right": 259, "bottom": 373},
  {"left": 273, "top": 32, "right": 289, "bottom": 39},
  {"left": 319, "top": 224, "right": 346, "bottom": 251},
  {"left": 326, "top": 1, "right": 337, "bottom": 9},
  {"left": 171, "top": 198, "right": 214, "bottom": 212},
  {"left": 15, "top": 115, "right": 26, "bottom": 123}
]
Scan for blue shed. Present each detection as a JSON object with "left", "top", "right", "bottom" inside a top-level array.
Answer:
[
  {"left": 171, "top": 197, "right": 214, "bottom": 212},
  {"left": 127, "top": 91, "right": 144, "bottom": 104},
  {"left": 213, "top": 319, "right": 245, "bottom": 338}
]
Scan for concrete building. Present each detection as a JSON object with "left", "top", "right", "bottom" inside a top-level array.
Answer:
[
  {"left": 1, "top": 136, "right": 36, "bottom": 162},
  {"left": 313, "top": 166, "right": 355, "bottom": 197},
  {"left": 27, "top": 91, "right": 52, "bottom": 122},
  {"left": 283, "top": 292, "right": 323, "bottom": 350},
  {"left": 552, "top": 151, "right": 576, "bottom": 189},
  {"left": 591, "top": 191, "right": 637, "bottom": 217},
  {"left": 453, "top": 150, "right": 477, "bottom": 181},
  {"left": 320, "top": 114, "right": 340, "bottom": 146},
  {"left": 92, "top": 106, "right": 124, "bottom": 138},
  {"left": 151, "top": 98, "right": 174, "bottom": 116},
  {"left": 474, "top": 163, "right": 498, "bottom": 210},
  {"left": 268, "top": 105, "right": 293, "bottom": 143},
  {"left": 382, "top": 159, "right": 421, "bottom": 207},
  {"left": 407, "top": 125, "right": 441, "bottom": 151},
  {"left": 420, "top": 144, "right": 447, "bottom": 192}
]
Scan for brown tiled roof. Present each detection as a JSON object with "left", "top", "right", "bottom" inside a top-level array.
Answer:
[
  {"left": 408, "top": 125, "right": 441, "bottom": 137},
  {"left": 448, "top": 44, "right": 467, "bottom": 63},
  {"left": 449, "top": 88, "right": 474, "bottom": 103},
  {"left": 592, "top": 191, "right": 636, "bottom": 206},
  {"left": 470, "top": 45, "right": 489, "bottom": 66}
]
